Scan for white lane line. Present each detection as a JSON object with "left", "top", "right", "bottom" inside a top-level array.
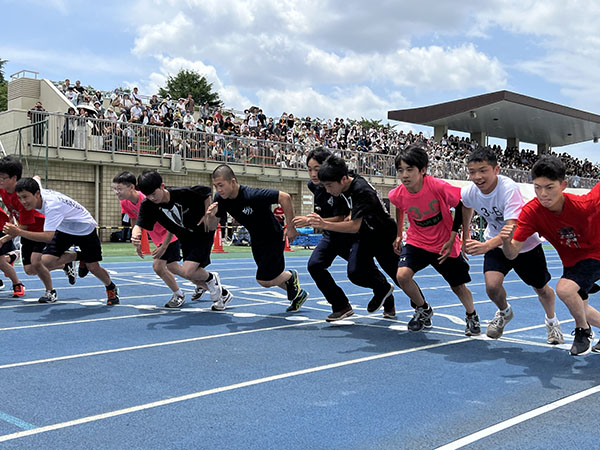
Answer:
[
  {"left": 0, "top": 337, "right": 470, "bottom": 443},
  {"left": 0, "top": 320, "right": 317, "bottom": 370},
  {"left": 435, "top": 384, "right": 600, "bottom": 450}
]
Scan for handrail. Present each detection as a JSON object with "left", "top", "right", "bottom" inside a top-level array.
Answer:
[{"left": 10, "top": 70, "right": 39, "bottom": 80}]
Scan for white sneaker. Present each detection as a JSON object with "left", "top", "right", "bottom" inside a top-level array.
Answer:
[
  {"left": 546, "top": 320, "right": 564, "bottom": 345},
  {"left": 191, "top": 286, "right": 206, "bottom": 301},
  {"left": 486, "top": 307, "right": 514, "bottom": 339},
  {"left": 165, "top": 292, "right": 185, "bottom": 308},
  {"left": 206, "top": 272, "right": 223, "bottom": 302},
  {"left": 211, "top": 289, "right": 233, "bottom": 311}
]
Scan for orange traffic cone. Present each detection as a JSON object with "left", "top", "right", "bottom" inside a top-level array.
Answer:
[
  {"left": 284, "top": 226, "right": 293, "bottom": 252},
  {"left": 212, "top": 224, "right": 227, "bottom": 253},
  {"left": 141, "top": 229, "right": 151, "bottom": 255}
]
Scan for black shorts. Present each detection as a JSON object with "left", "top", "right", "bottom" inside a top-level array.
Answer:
[
  {"left": 158, "top": 240, "right": 182, "bottom": 264},
  {"left": 562, "top": 259, "right": 600, "bottom": 295},
  {"left": 21, "top": 236, "right": 47, "bottom": 266},
  {"left": 398, "top": 243, "right": 471, "bottom": 287},
  {"left": 43, "top": 229, "right": 103, "bottom": 263},
  {"left": 484, "top": 244, "right": 551, "bottom": 289},
  {"left": 0, "top": 234, "right": 16, "bottom": 256},
  {"left": 180, "top": 238, "right": 212, "bottom": 267},
  {"left": 252, "top": 238, "right": 285, "bottom": 281}
]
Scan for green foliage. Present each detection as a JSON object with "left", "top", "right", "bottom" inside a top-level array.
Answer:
[
  {"left": 157, "top": 69, "right": 221, "bottom": 107},
  {"left": 0, "top": 58, "right": 7, "bottom": 111},
  {"left": 347, "top": 117, "right": 397, "bottom": 131}
]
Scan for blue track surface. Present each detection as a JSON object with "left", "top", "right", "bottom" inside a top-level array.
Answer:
[{"left": 0, "top": 249, "right": 599, "bottom": 449}]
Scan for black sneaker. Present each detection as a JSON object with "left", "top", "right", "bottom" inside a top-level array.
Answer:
[
  {"left": 465, "top": 313, "right": 481, "bottom": 336},
  {"left": 286, "top": 289, "right": 308, "bottom": 312},
  {"left": 592, "top": 339, "right": 600, "bottom": 353},
  {"left": 38, "top": 289, "right": 58, "bottom": 303},
  {"left": 106, "top": 286, "right": 120, "bottom": 305},
  {"left": 367, "top": 283, "right": 394, "bottom": 314},
  {"left": 408, "top": 304, "right": 433, "bottom": 332},
  {"left": 383, "top": 296, "right": 396, "bottom": 318},
  {"left": 63, "top": 262, "right": 76, "bottom": 285},
  {"left": 286, "top": 269, "right": 301, "bottom": 301},
  {"left": 326, "top": 306, "right": 354, "bottom": 322},
  {"left": 570, "top": 327, "right": 593, "bottom": 356},
  {"left": 78, "top": 261, "right": 89, "bottom": 278}
]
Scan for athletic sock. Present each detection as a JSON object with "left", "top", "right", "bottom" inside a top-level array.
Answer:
[
  {"left": 501, "top": 304, "right": 512, "bottom": 315},
  {"left": 106, "top": 282, "right": 116, "bottom": 291},
  {"left": 206, "top": 273, "right": 213, "bottom": 282},
  {"left": 466, "top": 310, "right": 477, "bottom": 317},
  {"left": 545, "top": 315, "right": 558, "bottom": 325},
  {"left": 175, "top": 289, "right": 184, "bottom": 297}
]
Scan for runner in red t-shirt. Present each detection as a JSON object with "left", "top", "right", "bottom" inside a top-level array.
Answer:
[
  {"left": 0, "top": 207, "right": 24, "bottom": 295},
  {"left": 500, "top": 156, "right": 600, "bottom": 356}
]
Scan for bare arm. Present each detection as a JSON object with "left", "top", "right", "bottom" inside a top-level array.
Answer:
[
  {"left": 278, "top": 191, "right": 298, "bottom": 241},
  {"left": 3, "top": 223, "right": 54, "bottom": 243},
  {"left": 499, "top": 223, "right": 524, "bottom": 260},
  {"left": 307, "top": 213, "right": 362, "bottom": 233},
  {"left": 393, "top": 208, "right": 405, "bottom": 254}
]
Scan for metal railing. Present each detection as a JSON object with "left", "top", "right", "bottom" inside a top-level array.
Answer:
[{"left": 7, "top": 110, "right": 599, "bottom": 188}]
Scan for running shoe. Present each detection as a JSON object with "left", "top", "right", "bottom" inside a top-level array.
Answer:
[
  {"left": 12, "top": 283, "right": 25, "bottom": 298},
  {"left": 407, "top": 304, "right": 433, "bottom": 332},
  {"left": 326, "top": 306, "right": 354, "bottom": 322},
  {"left": 286, "top": 269, "right": 301, "bottom": 301},
  {"left": 465, "top": 313, "right": 481, "bottom": 336},
  {"left": 546, "top": 320, "right": 564, "bottom": 345},
  {"left": 211, "top": 289, "right": 233, "bottom": 311},
  {"left": 38, "top": 289, "right": 58, "bottom": 303},
  {"left": 165, "top": 292, "right": 185, "bottom": 308},
  {"left": 63, "top": 261, "right": 76, "bottom": 285},
  {"left": 78, "top": 261, "right": 89, "bottom": 278},
  {"left": 592, "top": 339, "right": 600, "bottom": 353},
  {"left": 383, "top": 296, "right": 396, "bottom": 318},
  {"left": 191, "top": 286, "right": 207, "bottom": 301},
  {"left": 367, "top": 283, "right": 394, "bottom": 314},
  {"left": 570, "top": 327, "right": 593, "bottom": 356},
  {"left": 286, "top": 289, "right": 308, "bottom": 312},
  {"left": 106, "top": 286, "right": 120, "bottom": 305},
  {"left": 486, "top": 307, "right": 514, "bottom": 339},
  {"left": 206, "top": 272, "right": 223, "bottom": 302}
]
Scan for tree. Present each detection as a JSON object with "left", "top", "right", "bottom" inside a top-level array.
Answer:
[
  {"left": 158, "top": 69, "right": 221, "bottom": 107},
  {"left": 0, "top": 58, "right": 7, "bottom": 112}
]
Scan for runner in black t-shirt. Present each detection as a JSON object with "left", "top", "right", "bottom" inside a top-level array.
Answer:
[
  {"left": 310, "top": 155, "right": 399, "bottom": 317},
  {"left": 206, "top": 164, "right": 308, "bottom": 312},
  {"left": 293, "top": 148, "right": 356, "bottom": 321},
  {"left": 134, "top": 169, "right": 233, "bottom": 311}
]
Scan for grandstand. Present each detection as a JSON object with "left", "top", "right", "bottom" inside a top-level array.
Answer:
[{"left": 0, "top": 71, "right": 597, "bottom": 240}]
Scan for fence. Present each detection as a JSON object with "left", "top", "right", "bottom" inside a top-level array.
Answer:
[{"left": 6, "top": 110, "right": 599, "bottom": 188}]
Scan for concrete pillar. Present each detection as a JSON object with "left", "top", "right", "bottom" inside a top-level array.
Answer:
[
  {"left": 434, "top": 125, "right": 448, "bottom": 143},
  {"left": 537, "top": 143, "right": 550, "bottom": 154},
  {"left": 507, "top": 137, "right": 520, "bottom": 149},
  {"left": 470, "top": 131, "right": 486, "bottom": 147}
]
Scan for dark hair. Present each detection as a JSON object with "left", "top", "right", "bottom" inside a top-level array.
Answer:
[
  {"left": 136, "top": 169, "right": 163, "bottom": 195},
  {"left": 112, "top": 171, "right": 136, "bottom": 186},
  {"left": 15, "top": 177, "right": 40, "bottom": 195},
  {"left": 0, "top": 155, "right": 23, "bottom": 180},
  {"left": 212, "top": 164, "right": 236, "bottom": 181},
  {"left": 531, "top": 155, "right": 566, "bottom": 181},
  {"left": 395, "top": 144, "right": 428, "bottom": 171},
  {"left": 306, "top": 147, "right": 330, "bottom": 165},
  {"left": 318, "top": 155, "right": 348, "bottom": 182},
  {"left": 467, "top": 146, "right": 498, "bottom": 166}
]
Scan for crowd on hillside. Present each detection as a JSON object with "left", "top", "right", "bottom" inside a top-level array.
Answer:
[{"left": 41, "top": 78, "right": 600, "bottom": 184}]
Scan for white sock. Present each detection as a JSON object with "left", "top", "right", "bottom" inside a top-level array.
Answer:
[
  {"left": 501, "top": 304, "right": 511, "bottom": 315},
  {"left": 545, "top": 315, "right": 558, "bottom": 325},
  {"left": 175, "top": 289, "right": 184, "bottom": 297}
]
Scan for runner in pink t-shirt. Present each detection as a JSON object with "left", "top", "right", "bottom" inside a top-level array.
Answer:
[
  {"left": 389, "top": 144, "right": 479, "bottom": 336},
  {"left": 112, "top": 171, "right": 187, "bottom": 308}
]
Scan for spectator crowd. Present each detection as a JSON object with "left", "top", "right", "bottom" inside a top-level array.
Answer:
[{"left": 40, "top": 77, "right": 600, "bottom": 186}]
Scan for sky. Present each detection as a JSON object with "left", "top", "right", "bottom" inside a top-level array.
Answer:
[{"left": 2, "top": 0, "right": 600, "bottom": 162}]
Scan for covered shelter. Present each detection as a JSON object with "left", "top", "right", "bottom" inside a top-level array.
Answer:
[{"left": 388, "top": 90, "right": 600, "bottom": 153}]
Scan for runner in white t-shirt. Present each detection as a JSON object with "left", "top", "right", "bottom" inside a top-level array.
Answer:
[
  {"left": 460, "top": 147, "right": 563, "bottom": 344},
  {"left": 5, "top": 178, "right": 119, "bottom": 305}
]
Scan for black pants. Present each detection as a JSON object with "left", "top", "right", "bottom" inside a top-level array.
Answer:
[
  {"left": 347, "top": 232, "right": 399, "bottom": 298},
  {"left": 307, "top": 232, "right": 355, "bottom": 312}
]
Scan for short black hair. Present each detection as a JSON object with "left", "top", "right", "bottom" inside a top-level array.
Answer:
[
  {"left": 467, "top": 146, "right": 498, "bottom": 166},
  {"left": 0, "top": 155, "right": 23, "bottom": 180},
  {"left": 112, "top": 171, "right": 137, "bottom": 186},
  {"left": 395, "top": 144, "right": 428, "bottom": 171},
  {"left": 212, "top": 164, "right": 236, "bottom": 181},
  {"left": 531, "top": 155, "right": 566, "bottom": 182},
  {"left": 318, "top": 155, "right": 348, "bottom": 182},
  {"left": 15, "top": 177, "right": 40, "bottom": 195},
  {"left": 136, "top": 169, "right": 163, "bottom": 196},
  {"left": 306, "top": 147, "right": 330, "bottom": 165}
]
